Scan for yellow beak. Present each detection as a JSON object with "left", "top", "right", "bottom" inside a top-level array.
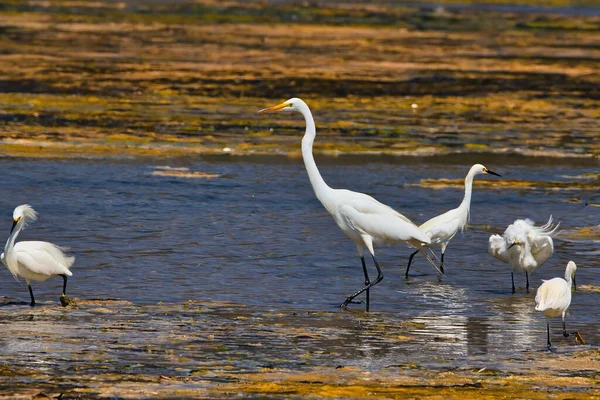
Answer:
[{"left": 257, "top": 102, "right": 290, "bottom": 113}]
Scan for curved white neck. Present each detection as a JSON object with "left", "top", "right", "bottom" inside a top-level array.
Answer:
[
  {"left": 564, "top": 268, "right": 575, "bottom": 287},
  {"left": 458, "top": 168, "right": 476, "bottom": 223},
  {"left": 298, "top": 104, "right": 331, "bottom": 201},
  {"left": 3, "top": 220, "right": 23, "bottom": 276}
]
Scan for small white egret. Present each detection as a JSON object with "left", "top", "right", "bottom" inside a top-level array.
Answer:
[
  {"left": 1, "top": 205, "right": 75, "bottom": 307},
  {"left": 405, "top": 163, "right": 501, "bottom": 278},
  {"left": 259, "top": 98, "right": 431, "bottom": 310},
  {"left": 489, "top": 216, "right": 558, "bottom": 293},
  {"left": 535, "top": 261, "right": 585, "bottom": 349}
]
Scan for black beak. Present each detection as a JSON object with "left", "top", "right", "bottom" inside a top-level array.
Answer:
[
  {"left": 507, "top": 242, "right": 517, "bottom": 250},
  {"left": 486, "top": 170, "right": 502, "bottom": 177},
  {"left": 10, "top": 220, "right": 17, "bottom": 234},
  {"left": 573, "top": 276, "right": 577, "bottom": 291}
]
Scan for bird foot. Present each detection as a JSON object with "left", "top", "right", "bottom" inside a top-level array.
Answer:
[
  {"left": 60, "top": 294, "right": 77, "bottom": 308},
  {"left": 573, "top": 332, "right": 586, "bottom": 345},
  {"left": 339, "top": 299, "right": 363, "bottom": 309}
]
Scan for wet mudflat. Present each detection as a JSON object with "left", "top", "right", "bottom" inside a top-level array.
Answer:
[
  {"left": 0, "top": 0, "right": 598, "bottom": 398},
  {"left": 0, "top": 156, "right": 597, "bottom": 398},
  {"left": 0, "top": 0, "right": 598, "bottom": 159}
]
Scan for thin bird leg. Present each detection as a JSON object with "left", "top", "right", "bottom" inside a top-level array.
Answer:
[
  {"left": 341, "top": 255, "right": 384, "bottom": 310},
  {"left": 361, "top": 256, "right": 370, "bottom": 311},
  {"left": 526, "top": 271, "right": 530, "bottom": 293},
  {"left": 546, "top": 320, "right": 552, "bottom": 349},
  {"left": 511, "top": 271, "right": 516, "bottom": 294},
  {"left": 405, "top": 250, "right": 419, "bottom": 279},
  {"left": 28, "top": 284, "right": 35, "bottom": 307},
  {"left": 440, "top": 252, "right": 445, "bottom": 274},
  {"left": 61, "top": 274, "right": 68, "bottom": 295}
]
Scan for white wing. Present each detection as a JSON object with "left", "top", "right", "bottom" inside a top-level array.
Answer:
[
  {"left": 337, "top": 198, "right": 431, "bottom": 244},
  {"left": 534, "top": 278, "right": 570, "bottom": 312},
  {"left": 488, "top": 234, "right": 509, "bottom": 262},
  {"left": 334, "top": 189, "right": 416, "bottom": 225},
  {"left": 14, "top": 241, "right": 74, "bottom": 277},
  {"left": 419, "top": 209, "right": 462, "bottom": 244},
  {"left": 530, "top": 235, "right": 554, "bottom": 267}
]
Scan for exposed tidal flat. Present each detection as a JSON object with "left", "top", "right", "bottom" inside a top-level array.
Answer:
[
  {"left": 0, "top": 0, "right": 598, "bottom": 159},
  {"left": 0, "top": 0, "right": 599, "bottom": 398}
]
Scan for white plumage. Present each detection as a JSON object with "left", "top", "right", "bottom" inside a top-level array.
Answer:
[
  {"left": 405, "top": 163, "right": 501, "bottom": 278},
  {"left": 259, "top": 98, "right": 431, "bottom": 310},
  {"left": 489, "top": 216, "right": 558, "bottom": 293},
  {"left": 1, "top": 204, "right": 75, "bottom": 307},
  {"left": 535, "top": 261, "right": 581, "bottom": 349}
]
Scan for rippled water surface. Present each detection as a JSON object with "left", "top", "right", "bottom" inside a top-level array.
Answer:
[{"left": 0, "top": 155, "right": 598, "bottom": 397}]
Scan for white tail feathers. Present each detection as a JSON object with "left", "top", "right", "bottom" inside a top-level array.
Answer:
[{"left": 533, "top": 215, "right": 560, "bottom": 238}]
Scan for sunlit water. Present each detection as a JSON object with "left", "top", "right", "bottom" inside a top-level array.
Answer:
[{"left": 0, "top": 154, "right": 597, "bottom": 381}]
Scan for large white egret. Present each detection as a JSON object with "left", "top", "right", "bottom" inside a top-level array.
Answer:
[
  {"left": 258, "top": 98, "right": 431, "bottom": 310},
  {"left": 489, "top": 216, "right": 558, "bottom": 293},
  {"left": 1, "top": 204, "right": 75, "bottom": 307},
  {"left": 405, "top": 163, "right": 501, "bottom": 278},
  {"left": 535, "top": 261, "right": 584, "bottom": 349}
]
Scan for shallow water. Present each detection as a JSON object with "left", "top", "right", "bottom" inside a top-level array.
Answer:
[{"left": 0, "top": 155, "right": 597, "bottom": 359}]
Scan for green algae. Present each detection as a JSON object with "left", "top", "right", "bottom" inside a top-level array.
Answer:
[{"left": 0, "top": 2, "right": 597, "bottom": 160}]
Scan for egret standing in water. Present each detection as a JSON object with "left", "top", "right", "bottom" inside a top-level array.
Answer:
[
  {"left": 489, "top": 217, "right": 558, "bottom": 293},
  {"left": 535, "top": 261, "right": 585, "bottom": 349},
  {"left": 405, "top": 164, "right": 501, "bottom": 278},
  {"left": 1, "top": 205, "right": 75, "bottom": 307},
  {"left": 258, "top": 98, "right": 431, "bottom": 310}
]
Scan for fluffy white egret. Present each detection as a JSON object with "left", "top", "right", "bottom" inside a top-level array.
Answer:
[
  {"left": 489, "top": 216, "right": 558, "bottom": 293},
  {"left": 1, "top": 205, "right": 75, "bottom": 307},
  {"left": 535, "top": 261, "right": 585, "bottom": 349},
  {"left": 405, "top": 163, "right": 501, "bottom": 278},
  {"left": 258, "top": 98, "right": 431, "bottom": 310}
]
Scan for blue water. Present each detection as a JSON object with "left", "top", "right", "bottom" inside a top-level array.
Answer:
[{"left": 0, "top": 155, "right": 598, "bottom": 339}]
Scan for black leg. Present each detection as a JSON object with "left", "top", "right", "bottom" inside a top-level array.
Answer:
[
  {"left": 28, "top": 284, "right": 35, "bottom": 307},
  {"left": 547, "top": 320, "right": 552, "bottom": 349},
  {"left": 360, "top": 256, "right": 370, "bottom": 312},
  {"left": 511, "top": 271, "right": 516, "bottom": 294},
  {"left": 526, "top": 271, "right": 530, "bottom": 293},
  {"left": 61, "top": 274, "right": 68, "bottom": 295},
  {"left": 562, "top": 320, "right": 569, "bottom": 337},
  {"left": 341, "top": 254, "right": 384, "bottom": 310},
  {"left": 405, "top": 250, "right": 419, "bottom": 279},
  {"left": 440, "top": 252, "right": 445, "bottom": 274}
]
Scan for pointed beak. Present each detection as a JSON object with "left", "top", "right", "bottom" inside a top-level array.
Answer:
[
  {"left": 257, "top": 102, "right": 290, "bottom": 114},
  {"left": 10, "top": 219, "right": 17, "bottom": 234},
  {"left": 507, "top": 240, "right": 518, "bottom": 250},
  {"left": 573, "top": 276, "right": 577, "bottom": 291},
  {"left": 486, "top": 170, "right": 502, "bottom": 177}
]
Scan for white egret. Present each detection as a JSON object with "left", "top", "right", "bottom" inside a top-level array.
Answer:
[
  {"left": 1, "top": 204, "right": 75, "bottom": 307},
  {"left": 535, "top": 261, "right": 585, "bottom": 349},
  {"left": 489, "top": 216, "right": 558, "bottom": 293},
  {"left": 405, "top": 163, "right": 501, "bottom": 278},
  {"left": 258, "top": 98, "right": 431, "bottom": 310}
]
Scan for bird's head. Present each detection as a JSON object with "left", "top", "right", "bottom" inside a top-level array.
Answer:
[
  {"left": 566, "top": 261, "right": 577, "bottom": 290},
  {"left": 507, "top": 237, "right": 524, "bottom": 250},
  {"left": 258, "top": 98, "right": 306, "bottom": 114},
  {"left": 11, "top": 204, "right": 37, "bottom": 233},
  {"left": 472, "top": 164, "right": 501, "bottom": 177}
]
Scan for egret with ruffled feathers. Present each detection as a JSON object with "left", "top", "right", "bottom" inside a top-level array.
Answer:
[{"left": 489, "top": 216, "right": 558, "bottom": 293}]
